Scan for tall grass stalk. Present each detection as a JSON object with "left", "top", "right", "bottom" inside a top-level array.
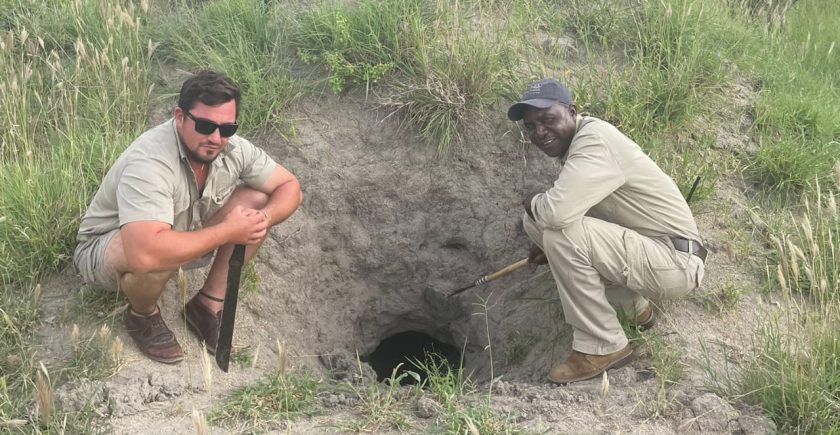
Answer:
[
  {"left": 738, "top": 0, "right": 840, "bottom": 191},
  {"left": 157, "top": 0, "right": 301, "bottom": 135},
  {"left": 348, "top": 363, "right": 416, "bottom": 432},
  {"left": 0, "top": 0, "right": 154, "bottom": 284},
  {"left": 708, "top": 306, "right": 840, "bottom": 433},
  {"left": 771, "top": 183, "right": 840, "bottom": 304},
  {"left": 708, "top": 184, "right": 840, "bottom": 432},
  {"left": 619, "top": 0, "right": 725, "bottom": 135},
  {"left": 564, "top": 0, "right": 730, "bottom": 199},
  {"left": 385, "top": 0, "right": 520, "bottom": 154},
  {"left": 293, "top": 0, "right": 522, "bottom": 154},
  {"left": 0, "top": 0, "right": 153, "bottom": 430},
  {"left": 291, "top": 0, "right": 427, "bottom": 93}
]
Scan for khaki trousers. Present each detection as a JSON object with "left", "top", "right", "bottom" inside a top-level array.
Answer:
[{"left": 523, "top": 214, "right": 704, "bottom": 355}]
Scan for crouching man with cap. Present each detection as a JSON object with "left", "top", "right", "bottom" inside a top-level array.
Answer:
[{"left": 508, "top": 79, "right": 706, "bottom": 383}]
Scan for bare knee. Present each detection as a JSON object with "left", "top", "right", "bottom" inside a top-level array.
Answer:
[
  {"left": 229, "top": 186, "right": 269, "bottom": 209},
  {"left": 122, "top": 269, "right": 174, "bottom": 287},
  {"left": 206, "top": 187, "right": 269, "bottom": 226}
]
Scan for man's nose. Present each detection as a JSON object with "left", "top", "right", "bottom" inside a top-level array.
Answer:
[
  {"left": 531, "top": 123, "right": 546, "bottom": 139},
  {"left": 208, "top": 128, "right": 222, "bottom": 143}
]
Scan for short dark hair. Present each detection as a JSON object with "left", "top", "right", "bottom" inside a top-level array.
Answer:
[{"left": 177, "top": 70, "right": 241, "bottom": 118}]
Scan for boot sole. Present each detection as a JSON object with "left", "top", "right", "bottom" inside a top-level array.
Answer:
[
  {"left": 149, "top": 354, "right": 185, "bottom": 364},
  {"left": 547, "top": 349, "right": 634, "bottom": 384}
]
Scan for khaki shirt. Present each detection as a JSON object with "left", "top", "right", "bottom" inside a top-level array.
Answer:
[
  {"left": 530, "top": 116, "right": 700, "bottom": 240},
  {"left": 77, "top": 119, "right": 277, "bottom": 242}
]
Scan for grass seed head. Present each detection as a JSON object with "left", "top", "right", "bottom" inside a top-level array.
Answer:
[
  {"left": 801, "top": 215, "right": 814, "bottom": 246},
  {"left": 34, "top": 368, "right": 53, "bottom": 426},
  {"left": 33, "top": 284, "right": 41, "bottom": 302},
  {"left": 600, "top": 371, "right": 610, "bottom": 398},
  {"left": 201, "top": 341, "right": 213, "bottom": 395},
  {"left": 0, "top": 419, "right": 27, "bottom": 428},
  {"left": 3, "top": 31, "right": 13, "bottom": 53},
  {"left": 276, "top": 339, "right": 288, "bottom": 375},
  {"left": 71, "top": 324, "right": 80, "bottom": 349},
  {"left": 793, "top": 244, "right": 806, "bottom": 261},
  {"left": 111, "top": 336, "right": 123, "bottom": 366},
  {"left": 833, "top": 161, "right": 840, "bottom": 189},
  {"left": 191, "top": 408, "right": 207, "bottom": 435},
  {"left": 787, "top": 239, "right": 800, "bottom": 282},
  {"left": 777, "top": 263, "right": 788, "bottom": 292},
  {"left": 98, "top": 324, "right": 111, "bottom": 343},
  {"left": 465, "top": 416, "right": 480, "bottom": 435}
]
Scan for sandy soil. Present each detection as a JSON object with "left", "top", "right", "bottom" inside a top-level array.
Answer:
[{"left": 36, "top": 78, "right": 779, "bottom": 434}]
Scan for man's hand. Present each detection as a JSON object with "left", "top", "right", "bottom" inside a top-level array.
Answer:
[
  {"left": 522, "top": 191, "right": 541, "bottom": 221},
  {"left": 528, "top": 244, "right": 548, "bottom": 265},
  {"left": 223, "top": 205, "right": 268, "bottom": 245}
]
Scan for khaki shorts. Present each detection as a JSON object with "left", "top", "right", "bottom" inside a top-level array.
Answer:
[
  {"left": 74, "top": 229, "right": 215, "bottom": 291},
  {"left": 74, "top": 229, "right": 120, "bottom": 291}
]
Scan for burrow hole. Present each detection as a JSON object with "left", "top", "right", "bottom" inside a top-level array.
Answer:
[{"left": 364, "top": 330, "right": 462, "bottom": 385}]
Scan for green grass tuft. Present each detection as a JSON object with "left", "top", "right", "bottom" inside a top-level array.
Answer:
[
  {"left": 291, "top": 0, "right": 428, "bottom": 93},
  {"left": 211, "top": 370, "right": 322, "bottom": 431},
  {"left": 156, "top": 0, "right": 302, "bottom": 136},
  {"left": 346, "top": 363, "right": 417, "bottom": 433}
]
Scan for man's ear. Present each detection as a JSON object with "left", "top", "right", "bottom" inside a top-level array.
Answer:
[{"left": 569, "top": 104, "right": 577, "bottom": 117}]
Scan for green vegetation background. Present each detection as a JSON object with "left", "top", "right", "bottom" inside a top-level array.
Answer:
[{"left": 0, "top": 0, "right": 838, "bottom": 433}]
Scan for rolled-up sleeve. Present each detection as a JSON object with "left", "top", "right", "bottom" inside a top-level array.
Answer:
[
  {"left": 117, "top": 157, "right": 175, "bottom": 226},
  {"left": 231, "top": 137, "right": 278, "bottom": 189},
  {"left": 530, "top": 132, "right": 625, "bottom": 230}
]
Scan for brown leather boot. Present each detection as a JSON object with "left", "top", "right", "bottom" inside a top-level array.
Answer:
[
  {"left": 636, "top": 304, "right": 656, "bottom": 331},
  {"left": 123, "top": 307, "right": 184, "bottom": 364},
  {"left": 183, "top": 292, "right": 222, "bottom": 354},
  {"left": 548, "top": 345, "right": 632, "bottom": 384}
]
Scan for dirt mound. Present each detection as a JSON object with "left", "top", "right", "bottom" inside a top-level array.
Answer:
[{"left": 38, "top": 90, "right": 778, "bottom": 433}]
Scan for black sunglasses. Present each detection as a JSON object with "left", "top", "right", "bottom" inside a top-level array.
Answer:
[{"left": 184, "top": 111, "right": 239, "bottom": 138}]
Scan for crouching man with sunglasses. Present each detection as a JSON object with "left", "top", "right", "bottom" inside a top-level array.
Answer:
[{"left": 74, "top": 70, "right": 302, "bottom": 364}]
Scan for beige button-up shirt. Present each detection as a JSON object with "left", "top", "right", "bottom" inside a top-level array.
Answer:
[
  {"left": 77, "top": 119, "right": 277, "bottom": 241},
  {"left": 530, "top": 116, "right": 701, "bottom": 241}
]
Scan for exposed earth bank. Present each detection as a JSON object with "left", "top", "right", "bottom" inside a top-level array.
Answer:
[{"left": 40, "top": 89, "right": 779, "bottom": 434}]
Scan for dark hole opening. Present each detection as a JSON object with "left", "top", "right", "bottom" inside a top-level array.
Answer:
[{"left": 365, "top": 331, "right": 462, "bottom": 384}]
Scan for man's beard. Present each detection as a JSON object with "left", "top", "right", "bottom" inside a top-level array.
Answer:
[{"left": 185, "top": 142, "right": 219, "bottom": 165}]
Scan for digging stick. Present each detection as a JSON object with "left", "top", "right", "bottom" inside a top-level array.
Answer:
[
  {"left": 434, "top": 176, "right": 701, "bottom": 309},
  {"left": 446, "top": 257, "right": 529, "bottom": 298},
  {"left": 216, "top": 244, "right": 246, "bottom": 372}
]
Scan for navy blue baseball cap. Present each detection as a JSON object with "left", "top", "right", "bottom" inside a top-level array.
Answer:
[{"left": 507, "top": 79, "right": 573, "bottom": 121}]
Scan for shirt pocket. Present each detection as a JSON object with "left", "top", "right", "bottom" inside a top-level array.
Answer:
[
  {"left": 211, "top": 183, "right": 237, "bottom": 206},
  {"left": 624, "top": 233, "right": 693, "bottom": 299}
]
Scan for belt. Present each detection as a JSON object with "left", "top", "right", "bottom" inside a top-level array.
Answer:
[{"left": 670, "top": 237, "right": 707, "bottom": 262}]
